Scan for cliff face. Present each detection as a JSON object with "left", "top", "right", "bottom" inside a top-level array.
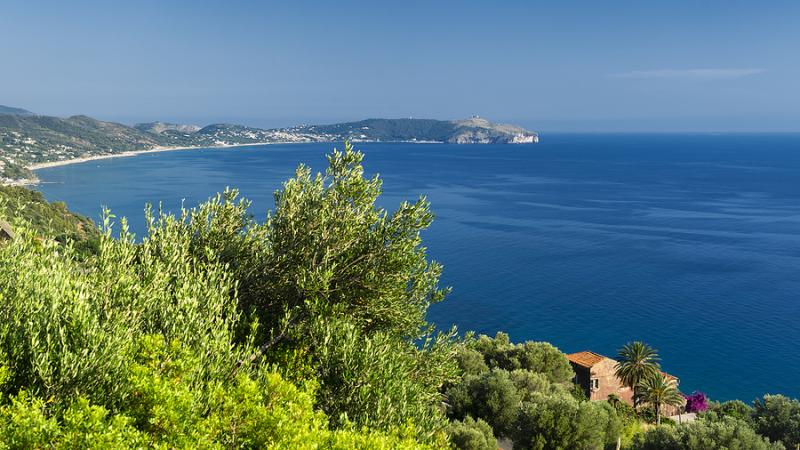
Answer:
[
  {"left": 447, "top": 118, "right": 538, "bottom": 144},
  {"left": 301, "top": 117, "right": 538, "bottom": 144}
]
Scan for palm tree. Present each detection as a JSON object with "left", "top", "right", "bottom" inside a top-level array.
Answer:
[
  {"left": 636, "top": 373, "right": 685, "bottom": 425},
  {"left": 615, "top": 341, "right": 660, "bottom": 409}
]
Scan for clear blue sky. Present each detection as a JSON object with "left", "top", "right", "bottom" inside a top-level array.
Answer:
[{"left": 2, "top": 0, "right": 799, "bottom": 131}]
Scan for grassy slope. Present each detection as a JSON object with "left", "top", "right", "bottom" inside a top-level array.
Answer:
[{"left": 0, "top": 185, "right": 100, "bottom": 255}]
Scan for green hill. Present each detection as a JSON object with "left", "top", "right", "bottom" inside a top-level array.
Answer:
[
  {"left": 0, "top": 185, "right": 100, "bottom": 255},
  {"left": 300, "top": 117, "right": 538, "bottom": 144},
  {"left": 0, "top": 104, "right": 33, "bottom": 115}
]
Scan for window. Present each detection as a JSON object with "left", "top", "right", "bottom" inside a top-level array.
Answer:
[{"left": 591, "top": 378, "right": 599, "bottom": 391}]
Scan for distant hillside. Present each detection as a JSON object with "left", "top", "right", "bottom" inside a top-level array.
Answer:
[
  {"left": 0, "top": 105, "right": 33, "bottom": 116},
  {"left": 0, "top": 113, "right": 169, "bottom": 164},
  {"left": 134, "top": 121, "right": 201, "bottom": 135},
  {"left": 299, "top": 117, "right": 538, "bottom": 144},
  {"left": 0, "top": 111, "right": 537, "bottom": 183}
]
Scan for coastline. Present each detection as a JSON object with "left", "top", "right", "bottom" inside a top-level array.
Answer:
[
  {"left": 4, "top": 139, "right": 453, "bottom": 187},
  {"left": 5, "top": 142, "right": 277, "bottom": 186},
  {"left": 28, "top": 142, "right": 276, "bottom": 171}
]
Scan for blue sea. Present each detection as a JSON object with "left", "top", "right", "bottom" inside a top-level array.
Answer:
[{"left": 35, "top": 134, "right": 800, "bottom": 402}]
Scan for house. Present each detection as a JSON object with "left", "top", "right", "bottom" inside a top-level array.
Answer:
[
  {"left": 0, "top": 219, "right": 14, "bottom": 241},
  {"left": 567, "top": 350, "right": 681, "bottom": 415},
  {"left": 568, "top": 351, "right": 634, "bottom": 403}
]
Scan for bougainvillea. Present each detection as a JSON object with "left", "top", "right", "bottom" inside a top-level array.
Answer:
[{"left": 684, "top": 391, "right": 708, "bottom": 413}]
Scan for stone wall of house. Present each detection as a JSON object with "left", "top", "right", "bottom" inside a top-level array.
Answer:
[{"left": 590, "top": 357, "right": 633, "bottom": 405}]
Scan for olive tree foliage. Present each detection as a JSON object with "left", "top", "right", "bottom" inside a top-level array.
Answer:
[
  {"left": 153, "top": 143, "right": 459, "bottom": 436},
  {"left": 446, "top": 416, "right": 498, "bottom": 450},
  {"left": 0, "top": 144, "right": 463, "bottom": 446},
  {"left": 183, "top": 143, "right": 448, "bottom": 344},
  {"left": 310, "top": 318, "right": 457, "bottom": 439},
  {"left": 752, "top": 395, "right": 800, "bottom": 450},
  {"left": 472, "top": 332, "right": 573, "bottom": 384},
  {"left": 703, "top": 399, "right": 754, "bottom": 424},
  {"left": 445, "top": 335, "right": 623, "bottom": 449},
  {"left": 510, "top": 392, "right": 621, "bottom": 450},
  {"left": 0, "top": 336, "right": 442, "bottom": 449},
  {"left": 0, "top": 212, "right": 245, "bottom": 412},
  {"left": 630, "top": 417, "right": 785, "bottom": 450},
  {"left": 447, "top": 368, "right": 523, "bottom": 437}
]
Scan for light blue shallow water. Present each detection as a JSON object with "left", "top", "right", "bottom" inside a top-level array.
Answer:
[{"left": 35, "top": 134, "right": 800, "bottom": 401}]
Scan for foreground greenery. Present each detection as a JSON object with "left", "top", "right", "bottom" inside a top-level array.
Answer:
[{"left": 0, "top": 144, "right": 797, "bottom": 449}]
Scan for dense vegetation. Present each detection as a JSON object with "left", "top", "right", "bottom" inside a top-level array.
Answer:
[
  {"left": 0, "top": 185, "right": 100, "bottom": 255},
  {"left": 0, "top": 144, "right": 797, "bottom": 449}
]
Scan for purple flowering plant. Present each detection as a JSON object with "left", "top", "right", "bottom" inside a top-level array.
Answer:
[{"left": 683, "top": 391, "right": 708, "bottom": 413}]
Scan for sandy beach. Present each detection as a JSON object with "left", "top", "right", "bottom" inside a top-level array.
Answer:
[{"left": 28, "top": 142, "right": 275, "bottom": 171}]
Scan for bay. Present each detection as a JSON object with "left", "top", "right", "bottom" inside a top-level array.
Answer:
[{"left": 35, "top": 133, "right": 800, "bottom": 401}]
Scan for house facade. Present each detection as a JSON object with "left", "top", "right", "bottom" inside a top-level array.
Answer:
[
  {"left": 567, "top": 350, "right": 681, "bottom": 415},
  {"left": 568, "top": 351, "right": 634, "bottom": 403}
]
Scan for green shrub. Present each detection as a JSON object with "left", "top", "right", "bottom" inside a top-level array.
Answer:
[
  {"left": 0, "top": 186, "right": 100, "bottom": 256},
  {"left": 0, "top": 211, "right": 244, "bottom": 411},
  {"left": 473, "top": 332, "right": 573, "bottom": 383},
  {"left": 0, "top": 337, "right": 441, "bottom": 449},
  {"left": 753, "top": 395, "right": 800, "bottom": 449},
  {"left": 713, "top": 399, "right": 754, "bottom": 423},
  {"left": 447, "top": 416, "right": 498, "bottom": 450},
  {"left": 311, "top": 318, "right": 457, "bottom": 441},
  {"left": 454, "top": 347, "right": 489, "bottom": 376},
  {"left": 630, "top": 417, "right": 784, "bottom": 450},
  {"left": 447, "top": 368, "right": 522, "bottom": 437},
  {"left": 510, "top": 392, "right": 621, "bottom": 450}
]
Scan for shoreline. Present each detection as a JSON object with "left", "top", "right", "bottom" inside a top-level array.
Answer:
[
  {"left": 5, "top": 139, "right": 447, "bottom": 187},
  {"left": 28, "top": 142, "right": 276, "bottom": 171},
  {"left": 6, "top": 142, "right": 278, "bottom": 186}
]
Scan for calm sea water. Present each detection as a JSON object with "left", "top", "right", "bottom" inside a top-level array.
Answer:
[{"left": 35, "top": 134, "right": 800, "bottom": 401}]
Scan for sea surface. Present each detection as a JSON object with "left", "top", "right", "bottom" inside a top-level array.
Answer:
[{"left": 35, "top": 134, "right": 800, "bottom": 402}]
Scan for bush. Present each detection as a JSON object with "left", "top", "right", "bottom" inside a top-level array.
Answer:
[
  {"left": 0, "top": 211, "right": 243, "bottom": 411},
  {"left": 683, "top": 391, "right": 708, "bottom": 413},
  {"left": 446, "top": 368, "right": 522, "bottom": 437},
  {"left": 473, "top": 332, "right": 573, "bottom": 383},
  {"left": 311, "top": 318, "right": 457, "bottom": 440},
  {"left": 454, "top": 347, "right": 489, "bottom": 377},
  {"left": 447, "top": 416, "right": 498, "bottom": 450},
  {"left": 510, "top": 392, "right": 621, "bottom": 450},
  {"left": 703, "top": 399, "right": 753, "bottom": 424},
  {"left": 0, "top": 337, "right": 440, "bottom": 449},
  {"left": 630, "top": 417, "right": 785, "bottom": 450},
  {"left": 0, "top": 145, "right": 457, "bottom": 446},
  {"left": 753, "top": 395, "right": 800, "bottom": 449},
  {"left": 0, "top": 186, "right": 100, "bottom": 256}
]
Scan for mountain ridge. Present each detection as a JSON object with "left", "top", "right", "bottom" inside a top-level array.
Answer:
[{"left": 0, "top": 105, "right": 34, "bottom": 116}]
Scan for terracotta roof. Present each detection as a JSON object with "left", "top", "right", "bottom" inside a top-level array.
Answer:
[
  {"left": 661, "top": 371, "right": 679, "bottom": 382},
  {"left": 567, "top": 351, "right": 607, "bottom": 368},
  {"left": 568, "top": 350, "right": 680, "bottom": 382}
]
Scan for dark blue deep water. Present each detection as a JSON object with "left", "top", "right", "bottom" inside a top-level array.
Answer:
[{"left": 35, "top": 134, "right": 800, "bottom": 402}]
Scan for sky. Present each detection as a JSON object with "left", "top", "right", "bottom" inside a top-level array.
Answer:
[{"left": 2, "top": 0, "right": 799, "bottom": 131}]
